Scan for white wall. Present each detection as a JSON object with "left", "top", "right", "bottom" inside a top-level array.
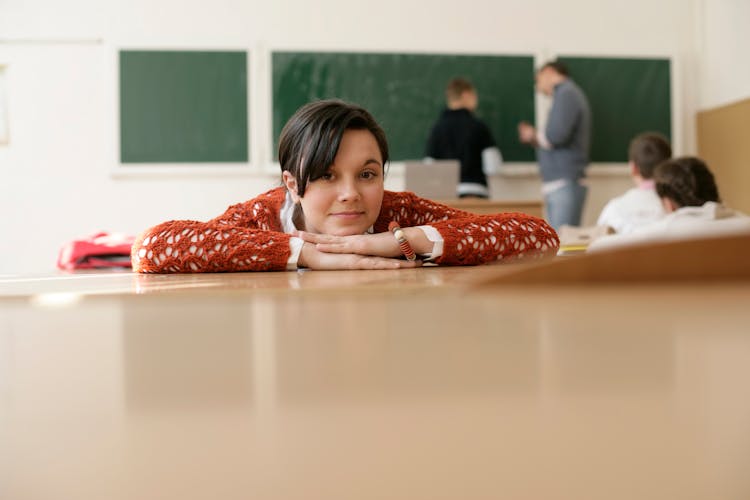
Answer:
[
  {"left": 698, "top": 0, "right": 750, "bottom": 110},
  {"left": 0, "top": 0, "right": 704, "bottom": 273}
]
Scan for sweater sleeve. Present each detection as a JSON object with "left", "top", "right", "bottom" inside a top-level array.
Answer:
[
  {"left": 377, "top": 192, "right": 559, "bottom": 265},
  {"left": 132, "top": 192, "right": 292, "bottom": 273}
]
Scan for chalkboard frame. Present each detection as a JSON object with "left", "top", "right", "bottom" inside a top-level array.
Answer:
[{"left": 113, "top": 48, "right": 675, "bottom": 173}]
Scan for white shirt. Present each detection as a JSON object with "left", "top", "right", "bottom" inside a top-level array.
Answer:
[
  {"left": 596, "top": 183, "right": 665, "bottom": 234},
  {"left": 588, "top": 202, "right": 750, "bottom": 253},
  {"left": 280, "top": 192, "right": 444, "bottom": 269}
]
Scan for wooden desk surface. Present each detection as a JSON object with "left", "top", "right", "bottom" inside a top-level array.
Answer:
[
  {"left": 437, "top": 198, "right": 544, "bottom": 217},
  {"left": 1, "top": 268, "right": 749, "bottom": 499},
  {"left": 0, "top": 266, "right": 492, "bottom": 297}
]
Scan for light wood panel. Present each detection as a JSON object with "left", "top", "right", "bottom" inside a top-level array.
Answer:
[
  {"left": 437, "top": 198, "right": 544, "bottom": 217},
  {"left": 697, "top": 97, "right": 750, "bottom": 214},
  {"left": 474, "top": 233, "right": 750, "bottom": 286}
]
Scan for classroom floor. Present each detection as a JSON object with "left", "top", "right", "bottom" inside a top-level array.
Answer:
[{"left": 1, "top": 268, "right": 749, "bottom": 499}]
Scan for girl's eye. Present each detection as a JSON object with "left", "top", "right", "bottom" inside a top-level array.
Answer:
[
  {"left": 361, "top": 170, "right": 377, "bottom": 179},
  {"left": 320, "top": 172, "right": 333, "bottom": 181}
]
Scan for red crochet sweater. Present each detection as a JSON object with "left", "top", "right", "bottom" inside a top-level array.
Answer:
[{"left": 132, "top": 187, "right": 559, "bottom": 273}]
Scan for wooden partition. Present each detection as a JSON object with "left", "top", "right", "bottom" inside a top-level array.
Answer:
[
  {"left": 473, "top": 233, "right": 750, "bottom": 286},
  {"left": 697, "top": 97, "right": 750, "bottom": 214},
  {"left": 437, "top": 198, "right": 544, "bottom": 217}
]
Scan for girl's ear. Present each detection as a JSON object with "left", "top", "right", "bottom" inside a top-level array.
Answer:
[{"left": 282, "top": 171, "right": 301, "bottom": 203}]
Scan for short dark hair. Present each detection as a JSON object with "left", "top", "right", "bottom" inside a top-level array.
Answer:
[
  {"left": 654, "top": 156, "right": 720, "bottom": 208},
  {"left": 628, "top": 132, "right": 672, "bottom": 179},
  {"left": 539, "top": 60, "right": 569, "bottom": 77},
  {"left": 278, "top": 99, "right": 389, "bottom": 197},
  {"left": 445, "top": 77, "right": 475, "bottom": 102}
]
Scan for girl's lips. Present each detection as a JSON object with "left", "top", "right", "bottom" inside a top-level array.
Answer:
[{"left": 330, "top": 211, "right": 364, "bottom": 218}]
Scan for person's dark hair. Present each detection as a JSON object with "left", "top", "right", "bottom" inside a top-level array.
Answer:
[
  {"left": 539, "top": 60, "right": 569, "bottom": 77},
  {"left": 628, "top": 132, "right": 672, "bottom": 179},
  {"left": 278, "top": 99, "right": 389, "bottom": 197},
  {"left": 445, "top": 77, "right": 475, "bottom": 102},
  {"left": 654, "top": 156, "right": 720, "bottom": 208}
]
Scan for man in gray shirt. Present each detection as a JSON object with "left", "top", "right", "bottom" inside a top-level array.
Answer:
[{"left": 519, "top": 61, "right": 591, "bottom": 230}]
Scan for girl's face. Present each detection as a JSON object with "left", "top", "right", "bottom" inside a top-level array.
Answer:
[{"left": 284, "top": 128, "right": 385, "bottom": 236}]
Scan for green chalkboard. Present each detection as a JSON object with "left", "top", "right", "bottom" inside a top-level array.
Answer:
[
  {"left": 120, "top": 50, "right": 248, "bottom": 163},
  {"left": 558, "top": 56, "right": 671, "bottom": 162},
  {"left": 272, "top": 52, "right": 536, "bottom": 162}
]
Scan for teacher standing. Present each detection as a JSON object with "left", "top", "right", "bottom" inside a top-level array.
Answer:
[{"left": 518, "top": 61, "right": 591, "bottom": 230}]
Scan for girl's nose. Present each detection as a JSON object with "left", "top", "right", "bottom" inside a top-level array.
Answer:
[{"left": 337, "top": 178, "right": 361, "bottom": 201}]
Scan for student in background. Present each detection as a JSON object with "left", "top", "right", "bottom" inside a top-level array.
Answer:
[
  {"left": 588, "top": 156, "right": 750, "bottom": 252},
  {"left": 425, "top": 78, "right": 502, "bottom": 199},
  {"left": 518, "top": 61, "right": 591, "bottom": 230},
  {"left": 132, "top": 99, "right": 557, "bottom": 273},
  {"left": 597, "top": 132, "right": 672, "bottom": 234}
]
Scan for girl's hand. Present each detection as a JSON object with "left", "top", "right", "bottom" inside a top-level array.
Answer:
[
  {"left": 298, "top": 242, "right": 421, "bottom": 270},
  {"left": 296, "top": 228, "right": 434, "bottom": 258},
  {"left": 296, "top": 231, "right": 400, "bottom": 258}
]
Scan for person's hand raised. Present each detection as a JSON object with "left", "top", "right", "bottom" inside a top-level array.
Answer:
[{"left": 518, "top": 121, "right": 536, "bottom": 144}]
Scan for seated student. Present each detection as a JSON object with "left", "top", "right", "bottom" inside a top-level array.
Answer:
[
  {"left": 588, "top": 156, "right": 750, "bottom": 252},
  {"left": 597, "top": 132, "right": 672, "bottom": 234},
  {"left": 132, "top": 99, "right": 558, "bottom": 273},
  {"left": 424, "top": 78, "right": 502, "bottom": 199}
]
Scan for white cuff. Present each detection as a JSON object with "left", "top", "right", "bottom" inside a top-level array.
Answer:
[
  {"left": 416, "top": 225, "right": 443, "bottom": 261},
  {"left": 536, "top": 129, "right": 552, "bottom": 150},
  {"left": 482, "top": 146, "right": 503, "bottom": 175},
  {"left": 287, "top": 237, "right": 304, "bottom": 270}
]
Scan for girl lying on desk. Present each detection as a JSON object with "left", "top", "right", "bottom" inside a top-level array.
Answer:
[
  {"left": 132, "top": 100, "right": 558, "bottom": 273},
  {"left": 588, "top": 156, "right": 750, "bottom": 252}
]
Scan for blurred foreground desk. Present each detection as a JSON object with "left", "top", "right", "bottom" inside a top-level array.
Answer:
[{"left": 1, "top": 266, "right": 749, "bottom": 500}]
